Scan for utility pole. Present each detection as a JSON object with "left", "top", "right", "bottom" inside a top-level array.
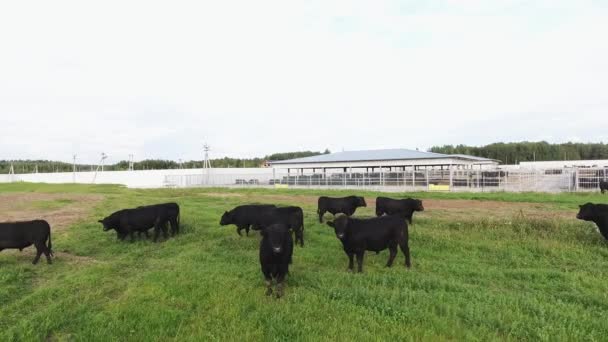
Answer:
[
  {"left": 203, "top": 144, "right": 211, "bottom": 169},
  {"left": 101, "top": 152, "right": 107, "bottom": 172},
  {"left": 128, "top": 154, "right": 134, "bottom": 171},
  {"left": 92, "top": 153, "right": 108, "bottom": 184},
  {"left": 203, "top": 143, "right": 211, "bottom": 185},
  {"left": 73, "top": 154, "right": 77, "bottom": 183}
]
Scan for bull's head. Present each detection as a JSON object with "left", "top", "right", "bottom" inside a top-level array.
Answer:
[
  {"left": 576, "top": 203, "right": 595, "bottom": 221},
  {"left": 357, "top": 197, "right": 367, "bottom": 207},
  {"left": 262, "top": 224, "right": 290, "bottom": 254},
  {"left": 219, "top": 211, "right": 233, "bottom": 226},
  {"left": 98, "top": 218, "right": 112, "bottom": 231},
  {"left": 327, "top": 214, "right": 349, "bottom": 240}
]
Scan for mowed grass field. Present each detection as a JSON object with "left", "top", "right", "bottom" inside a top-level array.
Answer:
[{"left": 1, "top": 183, "right": 608, "bottom": 341}]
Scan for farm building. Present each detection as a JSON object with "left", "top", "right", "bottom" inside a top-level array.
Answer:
[{"left": 269, "top": 148, "right": 499, "bottom": 174}]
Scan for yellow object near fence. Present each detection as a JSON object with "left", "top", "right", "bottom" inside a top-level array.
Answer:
[
  {"left": 429, "top": 184, "right": 450, "bottom": 192},
  {"left": 274, "top": 184, "right": 289, "bottom": 189}
]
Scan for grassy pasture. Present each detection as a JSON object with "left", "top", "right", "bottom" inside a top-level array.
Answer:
[{"left": 1, "top": 183, "right": 607, "bottom": 341}]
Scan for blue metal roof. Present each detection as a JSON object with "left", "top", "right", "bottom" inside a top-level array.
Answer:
[{"left": 270, "top": 149, "right": 494, "bottom": 165}]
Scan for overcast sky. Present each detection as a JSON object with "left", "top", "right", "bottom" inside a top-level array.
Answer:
[{"left": 1, "top": 0, "right": 607, "bottom": 163}]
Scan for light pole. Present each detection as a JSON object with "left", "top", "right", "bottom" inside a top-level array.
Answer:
[{"left": 72, "top": 154, "right": 77, "bottom": 183}]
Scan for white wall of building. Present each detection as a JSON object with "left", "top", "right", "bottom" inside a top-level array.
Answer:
[
  {"left": 519, "top": 160, "right": 608, "bottom": 169},
  {"left": 0, "top": 168, "right": 271, "bottom": 188}
]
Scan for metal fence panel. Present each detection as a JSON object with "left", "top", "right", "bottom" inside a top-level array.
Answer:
[{"left": 163, "top": 167, "right": 608, "bottom": 193}]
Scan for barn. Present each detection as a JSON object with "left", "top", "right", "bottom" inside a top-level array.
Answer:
[{"left": 269, "top": 148, "right": 498, "bottom": 174}]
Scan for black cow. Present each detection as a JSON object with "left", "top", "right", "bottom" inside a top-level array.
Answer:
[
  {"left": 318, "top": 196, "right": 367, "bottom": 223},
  {"left": 137, "top": 203, "right": 180, "bottom": 236},
  {"left": 376, "top": 197, "right": 424, "bottom": 224},
  {"left": 326, "top": 214, "right": 411, "bottom": 273},
  {"left": 254, "top": 206, "right": 305, "bottom": 247},
  {"left": 600, "top": 181, "right": 608, "bottom": 194},
  {"left": 0, "top": 220, "right": 53, "bottom": 264},
  {"left": 99, "top": 202, "right": 180, "bottom": 242},
  {"left": 220, "top": 204, "right": 277, "bottom": 236},
  {"left": 577, "top": 203, "right": 608, "bottom": 240},
  {"left": 259, "top": 224, "right": 293, "bottom": 298}
]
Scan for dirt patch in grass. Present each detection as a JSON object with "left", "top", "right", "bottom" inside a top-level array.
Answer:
[
  {"left": 201, "top": 193, "right": 574, "bottom": 220},
  {"left": 197, "top": 192, "right": 246, "bottom": 199},
  {"left": 0, "top": 192, "right": 104, "bottom": 231},
  {"left": 421, "top": 199, "right": 574, "bottom": 221}
]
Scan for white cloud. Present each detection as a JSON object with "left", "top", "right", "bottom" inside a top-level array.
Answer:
[{"left": 0, "top": 0, "right": 606, "bottom": 163}]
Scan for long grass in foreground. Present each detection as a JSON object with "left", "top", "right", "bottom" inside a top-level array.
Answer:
[{"left": 0, "top": 183, "right": 607, "bottom": 341}]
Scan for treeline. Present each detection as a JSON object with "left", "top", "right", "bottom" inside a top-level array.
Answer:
[
  {"left": 430, "top": 142, "right": 608, "bottom": 164},
  {"left": 0, "top": 150, "right": 330, "bottom": 173}
]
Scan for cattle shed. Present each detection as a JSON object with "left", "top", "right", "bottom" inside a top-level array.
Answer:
[{"left": 269, "top": 149, "right": 498, "bottom": 174}]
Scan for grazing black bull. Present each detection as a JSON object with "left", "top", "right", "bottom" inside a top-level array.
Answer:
[
  {"left": 137, "top": 203, "right": 181, "bottom": 236},
  {"left": 260, "top": 224, "right": 293, "bottom": 298},
  {"left": 318, "top": 196, "right": 367, "bottom": 223},
  {"left": 577, "top": 203, "right": 608, "bottom": 240},
  {"left": 255, "top": 206, "right": 305, "bottom": 247},
  {"left": 220, "top": 204, "right": 277, "bottom": 236},
  {"left": 99, "top": 202, "right": 180, "bottom": 242},
  {"left": 0, "top": 220, "right": 53, "bottom": 264},
  {"left": 326, "top": 214, "right": 411, "bottom": 273},
  {"left": 600, "top": 181, "right": 608, "bottom": 194},
  {"left": 376, "top": 197, "right": 424, "bottom": 224}
]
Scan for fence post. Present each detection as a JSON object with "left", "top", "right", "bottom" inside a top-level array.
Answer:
[
  {"left": 575, "top": 169, "right": 579, "bottom": 192},
  {"left": 425, "top": 169, "right": 429, "bottom": 191},
  {"left": 412, "top": 167, "right": 415, "bottom": 189},
  {"left": 449, "top": 167, "right": 453, "bottom": 192}
]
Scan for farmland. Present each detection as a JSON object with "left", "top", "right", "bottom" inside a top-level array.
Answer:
[{"left": 1, "top": 183, "right": 608, "bottom": 341}]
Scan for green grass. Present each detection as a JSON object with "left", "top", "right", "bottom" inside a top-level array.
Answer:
[{"left": 1, "top": 183, "right": 608, "bottom": 341}]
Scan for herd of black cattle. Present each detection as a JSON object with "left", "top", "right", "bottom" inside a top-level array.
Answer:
[{"left": 1, "top": 191, "right": 608, "bottom": 298}]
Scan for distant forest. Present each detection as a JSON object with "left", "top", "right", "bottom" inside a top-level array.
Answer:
[
  {"left": 430, "top": 142, "right": 608, "bottom": 164},
  {"left": 0, "top": 150, "right": 330, "bottom": 174},
  {"left": 4, "top": 143, "right": 608, "bottom": 173}
]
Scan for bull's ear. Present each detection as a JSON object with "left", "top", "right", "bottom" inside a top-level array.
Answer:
[{"left": 327, "top": 221, "right": 335, "bottom": 228}]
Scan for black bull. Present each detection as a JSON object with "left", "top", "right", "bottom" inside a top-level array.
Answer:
[
  {"left": 99, "top": 203, "right": 180, "bottom": 242},
  {"left": 0, "top": 220, "right": 53, "bottom": 264}
]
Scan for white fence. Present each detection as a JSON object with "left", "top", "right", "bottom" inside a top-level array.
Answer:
[
  {"left": 0, "top": 168, "right": 270, "bottom": 188},
  {"left": 165, "top": 168, "right": 608, "bottom": 193},
  {"left": 2, "top": 167, "right": 607, "bottom": 192}
]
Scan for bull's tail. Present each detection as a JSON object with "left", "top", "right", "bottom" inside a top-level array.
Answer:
[{"left": 46, "top": 221, "right": 54, "bottom": 257}]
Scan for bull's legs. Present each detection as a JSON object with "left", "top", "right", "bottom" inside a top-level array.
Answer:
[
  {"left": 346, "top": 252, "right": 354, "bottom": 272},
  {"left": 162, "top": 221, "right": 169, "bottom": 239},
  {"left": 237, "top": 224, "right": 248, "bottom": 236},
  {"left": 355, "top": 252, "right": 365, "bottom": 273},
  {"left": 318, "top": 210, "right": 325, "bottom": 223},
  {"left": 386, "top": 245, "right": 397, "bottom": 267},
  {"left": 153, "top": 224, "right": 161, "bottom": 242},
  {"left": 400, "top": 241, "right": 411, "bottom": 269},
  {"left": 276, "top": 273, "right": 286, "bottom": 298},
  {"left": 170, "top": 219, "right": 179, "bottom": 236},
  {"left": 43, "top": 246, "right": 52, "bottom": 264},
  {"left": 32, "top": 242, "right": 44, "bottom": 264},
  {"left": 128, "top": 228, "right": 136, "bottom": 242},
  {"left": 262, "top": 268, "right": 273, "bottom": 296},
  {"left": 245, "top": 225, "right": 250, "bottom": 236}
]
